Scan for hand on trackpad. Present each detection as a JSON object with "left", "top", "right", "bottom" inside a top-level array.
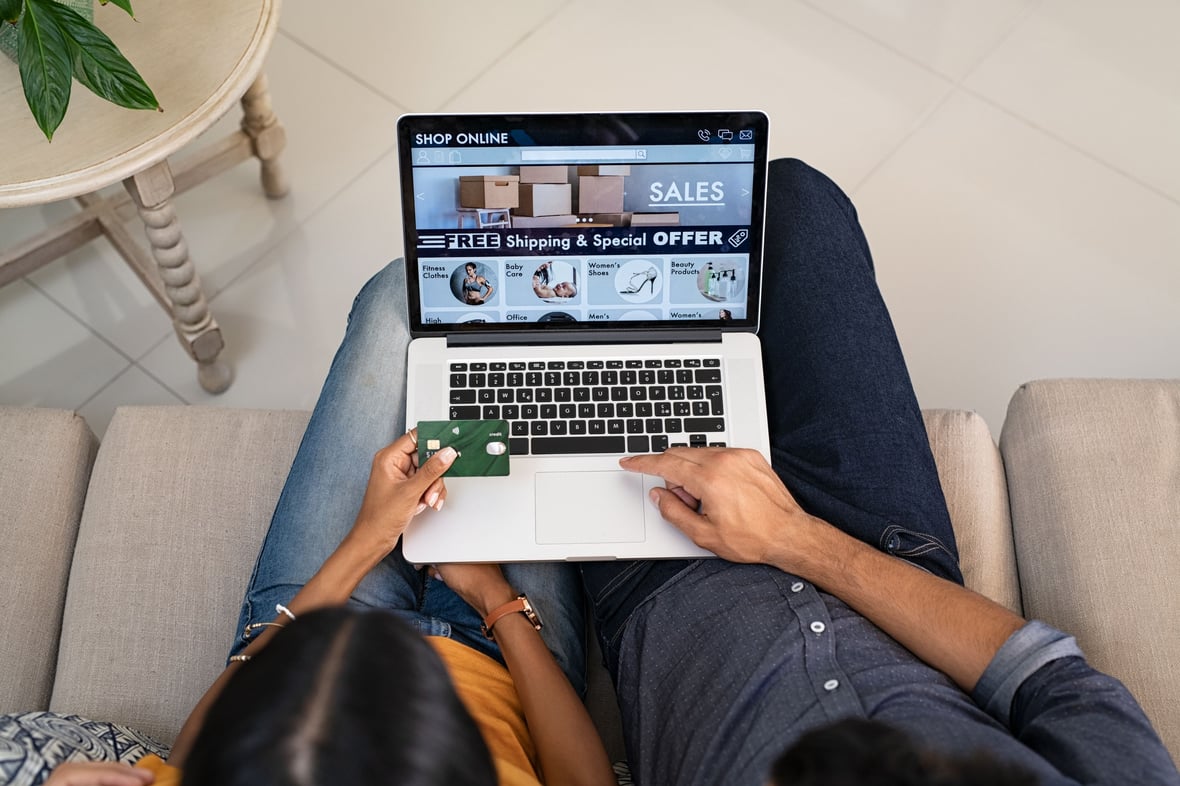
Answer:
[{"left": 535, "top": 470, "right": 647, "bottom": 544}]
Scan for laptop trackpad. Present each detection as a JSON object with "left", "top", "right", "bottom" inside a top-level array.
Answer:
[{"left": 535, "top": 470, "right": 646, "bottom": 544}]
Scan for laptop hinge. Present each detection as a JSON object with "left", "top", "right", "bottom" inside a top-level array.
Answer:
[{"left": 447, "top": 329, "right": 723, "bottom": 347}]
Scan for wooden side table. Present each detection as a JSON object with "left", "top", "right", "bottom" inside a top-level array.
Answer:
[{"left": 0, "top": 0, "right": 288, "bottom": 393}]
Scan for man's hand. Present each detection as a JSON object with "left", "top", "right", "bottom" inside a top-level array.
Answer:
[
  {"left": 349, "top": 430, "right": 456, "bottom": 556},
  {"left": 44, "top": 761, "right": 154, "bottom": 786},
  {"left": 619, "top": 447, "right": 820, "bottom": 569}
]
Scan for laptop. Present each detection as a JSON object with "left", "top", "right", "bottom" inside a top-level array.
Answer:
[{"left": 397, "top": 111, "right": 771, "bottom": 563}]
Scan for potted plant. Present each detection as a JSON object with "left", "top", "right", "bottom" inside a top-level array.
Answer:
[{"left": 0, "top": 0, "right": 157, "bottom": 141}]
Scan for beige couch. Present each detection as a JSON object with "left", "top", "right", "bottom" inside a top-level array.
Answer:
[{"left": 1, "top": 379, "right": 1177, "bottom": 767}]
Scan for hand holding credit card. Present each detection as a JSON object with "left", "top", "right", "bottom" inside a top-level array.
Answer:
[{"left": 417, "top": 420, "right": 511, "bottom": 477}]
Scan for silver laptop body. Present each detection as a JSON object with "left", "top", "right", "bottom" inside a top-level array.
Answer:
[{"left": 398, "top": 111, "right": 771, "bottom": 563}]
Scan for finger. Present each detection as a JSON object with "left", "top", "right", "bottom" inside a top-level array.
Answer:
[
  {"left": 51, "top": 762, "right": 155, "bottom": 786},
  {"left": 667, "top": 485, "right": 700, "bottom": 510},
  {"left": 420, "top": 476, "right": 447, "bottom": 511},
  {"left": 411, "top": 446, "right": 458, "bottom": 493},
  {"left": 648, "top": 487, "right": 708, "bottom": 535},
  {"left": 98, "top": 771, "right": 155, "bottom": 786},
  {"left": 621, "top": 446, "right": 714, "bottom": 473},
  {"left": 374, "top": 431, "right": 421, "bottom": 477},
  {"left": 386, "top": 428, "right": 417, "bottom": 453},
  {"left": 619, "top": 449, "right": 712, "bottom": 492}
]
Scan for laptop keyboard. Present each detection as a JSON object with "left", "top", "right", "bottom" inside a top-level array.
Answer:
[{"left": 447, "top": 358, "right": 727, "bottom": 456}]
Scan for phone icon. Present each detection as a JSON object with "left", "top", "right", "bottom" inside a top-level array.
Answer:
[{"left": 697, "top": 129, "right": 711, "bottom": 142}]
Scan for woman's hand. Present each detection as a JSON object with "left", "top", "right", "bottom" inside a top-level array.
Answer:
[
  {"left": 44, "top": 761, "right": 154, "bottom": 786},
  {"left": 349, "top": 430, "right": 457, "bottom": 556},
  {"left": 432, "top": 563, "right": 516, "bottom": 617}
]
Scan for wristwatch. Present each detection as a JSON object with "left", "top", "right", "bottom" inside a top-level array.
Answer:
[{"left": 481, "top": 594, "right": 543, "bottom": 640}]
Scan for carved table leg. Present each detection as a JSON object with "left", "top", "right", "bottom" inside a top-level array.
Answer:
[
  {"left": 240, "top": 73, "right": 289, "bottom": 199},
  {"left": 125, "top": 161, "right": 233, "bottom": 394}
]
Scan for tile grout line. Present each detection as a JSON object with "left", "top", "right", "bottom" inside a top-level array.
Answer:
[
  {"left": 848, "top": 85, "right": 958, "bottom": 197},
  {"left": 794, "top": 0, "right": 962, "bottom": 85},
  {"left": 956, "top": 84, "right": 1180, "bottom": 210},
  {"left": 20, "top": 278, "right": 143, "bottom": 410},
  {"left": 130, "top": 357, "right": 192, "bottom": 405},
  {"left": 71, "top": 363, "right": 135, "bottom": 412},
  {"left": 955, "top": 0, "right": 1045, "bottom": 88},
  {"left": 23, "top": 277, "right": 144, "bottom": 367},
  {"left": 438, "top": 1, "right": 576, "bottom": 111},
  {"left": 21, "top": 278, "right": 192, "bottom": 408},
  {"left": 128, "top": 328, "right": 192, "bottom": 403},
  {"left": 804, "top": 0, "right": 1180, "bottom": 209},
  {"left": 275, "top": 28, "right": 409, "bottom": 112}
]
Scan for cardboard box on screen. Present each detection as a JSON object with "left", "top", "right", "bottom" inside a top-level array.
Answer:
[
  {"left": 577, "top": 165, "right": 632, "bottom": 177},
  {"left": 510, "top": 214, "right": 578, "bottom": 228},
  {"left": 519, "top": 166, "right": 569, "bottom": 184},
  {"left": 459, "top": 175, "right": 520, "bottom": 209},
  {"left": 578, "top": 176, "right": 624, "bottom": 214},
  {"left": 631, "top": 212, "right": 680, "bottom": 226},
  {"left": 591, "top": 213, "right": 633, "bottom": 227},
  {"left": 518, "top": 183, "right": 573, "bottom": 216}
]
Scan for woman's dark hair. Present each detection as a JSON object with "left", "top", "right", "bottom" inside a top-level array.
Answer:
[
  {"left": 183, "top": 607, "right": 495, "bottom": 786},
  {"left": 770, "top": 717, "right": 1040, "bottom": 786}
]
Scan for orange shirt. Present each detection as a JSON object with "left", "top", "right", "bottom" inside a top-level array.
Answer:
[
  {"left": 427, "top": 635, "right": 542, "bottom": 786},
  {"left": 135, "top": 754, "right": 181, "bottom": 785}
]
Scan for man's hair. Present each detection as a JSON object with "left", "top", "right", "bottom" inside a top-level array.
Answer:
[
  {"left": 183, "top": 607, "right": 495, "bottom": 786},
  {"left": 770, "top": 717, "right": 1040, "bottom": 786}
]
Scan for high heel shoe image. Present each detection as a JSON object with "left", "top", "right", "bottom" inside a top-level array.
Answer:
[{"left": 620, "top": 267, "right": 657, "bottom": 295}]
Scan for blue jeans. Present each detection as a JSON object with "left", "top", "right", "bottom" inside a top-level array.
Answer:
[
  {"left": 582, "top": 157, "right": 963, "bottom": 675},
  {"left": 229, "top": 263, "right": 587, "bottom": 695}
]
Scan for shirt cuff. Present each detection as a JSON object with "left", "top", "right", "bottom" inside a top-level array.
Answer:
[{"left": 972, "top": 619, "right": 1082, "bottom": 727}]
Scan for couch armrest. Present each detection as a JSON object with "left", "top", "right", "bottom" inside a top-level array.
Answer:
[
  {"left": 1001, "top": 379, "right": 1180, "bottom": 761},
  {"left": 0, "top": 408, "right": 97, "bottom": 713},
  {"left": 49, "top": 406, "right": 309, "bottom": 744},
  {"left": 923, "top": 409, "right": 1021, "bottom": 614}
]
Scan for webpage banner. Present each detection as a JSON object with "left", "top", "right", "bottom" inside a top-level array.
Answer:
[{"left": 413, "top": 162, "right": 754, "bottom": 325}]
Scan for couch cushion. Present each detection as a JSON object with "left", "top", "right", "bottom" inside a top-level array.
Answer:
[
  {"left": 922, "top": 409, "right": 1021, "bottom": 614},
  {"left": 0, "top": 409, "right": 97, "bottom": 714},
  {"left": 49, "top": 407, "right": 309, "bottom": 744},
  {"left": 1001, "top": 379, "right": 1180, "bottom": 760}
]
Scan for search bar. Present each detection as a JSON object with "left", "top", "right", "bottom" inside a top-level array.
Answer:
[{"left": 520, "top": 149, "right": 643, "bottom": 161}]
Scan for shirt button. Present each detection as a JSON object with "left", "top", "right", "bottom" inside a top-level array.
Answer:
[
  {"left": 810, "top": 621, "right": 826, "bottom": 634},
  {"left": 824, "top": 679, "right": 840, "bottom": 691},
  {"left": 791, "top": 582, "right": 805, "bottom": 593},
  {"left": 886, "top": 533, "right": 901, "bottom": 552}
]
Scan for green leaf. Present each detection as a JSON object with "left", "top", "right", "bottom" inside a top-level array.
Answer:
[
  {"left": 40, "top": 0, "right": 157, "bottom": 111},
  {"left": 0, "top": 0, "right": 23, "bottom": 25},
  {"left": 97, "top": 0, "right": 134, "bottom": 18},
  {"left": 18, "top": 0, "right": 73, "bottom": 140}
]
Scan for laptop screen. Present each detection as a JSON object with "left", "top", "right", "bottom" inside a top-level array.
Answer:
[{"left": 397, "top": 111, "right": 769, "bottom": 337}]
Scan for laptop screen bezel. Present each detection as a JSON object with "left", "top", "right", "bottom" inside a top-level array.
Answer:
[{"left": 397, "top": 111, "right": 770, "bottom": 339}]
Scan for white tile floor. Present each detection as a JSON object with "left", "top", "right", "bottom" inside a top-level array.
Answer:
[{"left": 2, "top": 0, "right": 1178, "bottom": 439}]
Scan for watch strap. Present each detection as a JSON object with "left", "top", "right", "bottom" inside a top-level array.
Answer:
[{"left": 481, "top": 594, "right": 542, "bottom": 639}]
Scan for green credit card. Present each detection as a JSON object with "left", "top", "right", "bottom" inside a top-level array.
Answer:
[{"left": 417, "top": 420, "right": 510, "bottom": 477}]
